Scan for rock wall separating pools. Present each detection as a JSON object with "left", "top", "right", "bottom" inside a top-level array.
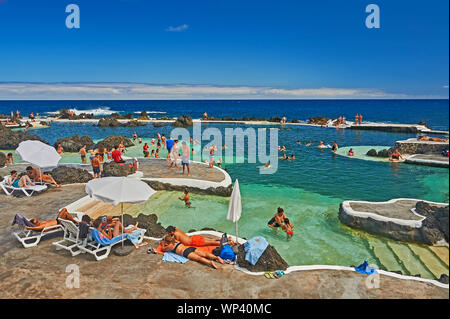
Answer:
[
  {"left": 143, "top": 180, "right": 232, "bottom": 197},
  {"left": 339, "top": 199, "right": 449, "bottom": 246},
  {"left": 394, "top": 139, "right": 449, "bottom": 155}
]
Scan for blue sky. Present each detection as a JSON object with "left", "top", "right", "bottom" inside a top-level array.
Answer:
[{"left": 0, "top": 0, "right": 448, "bottom": 99}]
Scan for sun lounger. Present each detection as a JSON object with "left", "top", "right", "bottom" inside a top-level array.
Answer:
[
  {"left": 1, "top": 176, "right": 47, "bottom": 197},
  {"left": 52, "top": 219, "right": 94, "bottom": 256},
  {"left": 77, "top": 227, "right": 146, "bottom": 261},
  {"left": 13, "top": 222, "right": 62, "bottom": 248}
]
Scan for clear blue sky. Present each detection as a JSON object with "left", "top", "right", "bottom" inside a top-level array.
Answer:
[{"left": 0, "top": 0, "right": 448, "bottom": 99}]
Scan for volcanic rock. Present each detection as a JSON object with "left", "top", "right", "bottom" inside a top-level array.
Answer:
[
  {"left": 50, "top": 166, "right": 93, "bottom": 184},
  {"left": 102, "top": 161, "right": 136, "bottom": 177},
  {"left": 173, "top": 115, "right": 193, "bottom": 127},
  {"left": 96, "top": 136, "right": 134, "bottom": 149},
  {"left": 53, "top": 135, "right": 94, "bottom": 152},
  {"left": 236, "top": 244, "right": 289, "bottom": 272},
  {"left": 0, "top": 125, "right": 49, "bottom": 149}
]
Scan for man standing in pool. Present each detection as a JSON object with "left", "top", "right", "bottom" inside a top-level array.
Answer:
[{"left": 268, "top": 207, "right": 287, "bottom": 228}]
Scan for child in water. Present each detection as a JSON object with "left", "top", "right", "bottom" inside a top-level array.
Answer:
[
  {"left": 179, "top": 190, "right": 192, "bottom": 208},
  {"left": 283, "top": 218, "right": 294, "bottom": 239}
]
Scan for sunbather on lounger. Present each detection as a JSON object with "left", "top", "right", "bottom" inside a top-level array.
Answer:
[
  {"left": 93, "top": 218, "right": 138, "bottom": 240},
  {"left": 92, "top": 218, "right": 147, "bottom": 248},
  {"left": 160, "top": 235, "right": 224, "bottom": 269},
  {"left": 26, "top": 208, "right": 78, "bottom": 231},
  {"left": 165, "top": 226, "right": 235, "bottom": 247},
  {"left": 26, "top": 166, "right": 61, "bottom": 188},
  {"left": 8, "top": 170, "right": 35, "bottom": 188}
]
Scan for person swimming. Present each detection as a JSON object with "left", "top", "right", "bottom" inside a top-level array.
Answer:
[
  {"left": 347, "top": 148, "right": 354, "bottom": 156},
  {"left": 317, "top": 141, "right": 327, "bottom": 149}
]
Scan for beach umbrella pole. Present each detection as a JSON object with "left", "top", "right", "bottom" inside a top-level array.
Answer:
[{"left": 121, "top": 202, "right": 124, "bottom": 247}]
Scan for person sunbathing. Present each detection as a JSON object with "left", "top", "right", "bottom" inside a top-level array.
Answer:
[
  {"left": 26, "top": 166, "right": 61, "bottom": 188},
  {"left": 92, "top": 217, "right": 138, "bottom": 240},
  {"left": 26, "top": 208, "right": 78, "bottom": 231},
  {"left": 8, "top": 170, "right": 35, "bottom": 189},
  {"left": 418, "top": 136, "right": 448, "bottom": 142},
  {"left": 165, "top": 226, "right": 234, "bottom": 247},
  {"left": 160, "top": 235, "right": 224, "bottom": 269}
]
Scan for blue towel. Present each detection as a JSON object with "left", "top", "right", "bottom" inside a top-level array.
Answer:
[
  {"left": 244, "top": 236, "right": 269, "bottom": 265},
  {"left": 354, "top": 261, "right": 378, "bottom": 275},
  {"left": 91, "top": 227, "right": 142, "bottom": 246},
  {"left": 162, "top": 251, "right": 189, "bottom": 263}
]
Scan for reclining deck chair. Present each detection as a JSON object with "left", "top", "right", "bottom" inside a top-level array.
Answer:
[
  {"left": 78, "top": 227, "right": 146, "bottom": 261},
  {"left": 1, "top": 176, "right": 47, "bottom": 197}
]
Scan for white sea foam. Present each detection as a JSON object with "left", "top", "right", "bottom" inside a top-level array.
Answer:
[{"left": 46, "top": 107, "right": 116, "bottom": 116}]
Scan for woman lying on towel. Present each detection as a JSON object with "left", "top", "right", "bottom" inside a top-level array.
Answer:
[
  {"left": 26, "top": 208, "right": 78, "bottom": 231},
  {"left": 165, "top": 226, "right": 235, "bottom": 247},
  {"left": 160, "top": 235, "right": 224, "bottom": 269}
]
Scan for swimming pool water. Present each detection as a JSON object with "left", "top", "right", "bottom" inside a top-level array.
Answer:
[{"left": 4, "top": 121, "right": 449, "bottom": 268}]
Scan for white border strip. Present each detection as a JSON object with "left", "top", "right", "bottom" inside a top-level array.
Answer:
[
  {"left": 143, "top": 230, "right": 449, "bottom": 289},
  {"left": 341, "top": 198, "right": 448, "bottom": 228}
]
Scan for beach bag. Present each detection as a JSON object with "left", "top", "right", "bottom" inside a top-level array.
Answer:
[{"left": 219, "top": 244, "right": 236, "bottom": 261}]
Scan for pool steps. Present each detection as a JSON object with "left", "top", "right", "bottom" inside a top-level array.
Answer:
[{"left": 366, "top": 236, "right": 448, "bottom": 280}]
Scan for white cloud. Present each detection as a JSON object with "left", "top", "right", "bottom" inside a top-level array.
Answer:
[
  {"left": 444, "top": 85, "right": 449, "bottom": 89},
  {"left": 0, "top": 82, "right": 438, "bottom": 100},
  {"left": 166, "top": 24, "right": 189, "bottom": 32}
]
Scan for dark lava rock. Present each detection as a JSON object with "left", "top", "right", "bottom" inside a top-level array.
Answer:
[
  {"left": 438, "top": 274, "right": 449, "bottom": 284},
  {"left": 0, "top": 152, "right": 6, "bottom": 167},
  {"left": 144, "top": 180, "right": 232, "bottom": 197},
  {"left": 97, "top": 118, "right": 122, "bottom": 127},
  {"left": 366, "top": 149, "right": 378, "bottom": 157},
  {"left": 97, "top": 118, "right": 145, "bottom": 127},
  {"left": 119, "top": 213, "right": 167, "bottom": 238},
  {"left": 53, "top": 135, "right": 94, "bottom": 152},
  {"left": 269, "top": 116, "right": 282, "bottom": 123},
  {"left": 137, "top": 111, "right": 150, "bottom": 120},
  {"left": 96, "top": 135, "right": 134, "bottom": 149},
  {"left": 0, "top": 125, "right": 49, "bottom": 149},
  {"left": 102, "top": 161, "right": 136, "bottom": 177},
  {"left": 417, "top": 121, "right": 431, "bottom": 129},
  {"left": 307, "top": 116, "right": 330, "bottom": 126},
  {"left": 57, "top": 109, "right": 94, "bottom": 120},
  {"left": 173, "top": 115, "right": 193, "bottom": 127},
  {"left": 377, "top": 148, "right": 395, "bottom": 158},
  {"left": 108, "top": 113, "right": 134, "bottom": 120},
  {"left": 416, "top": 201, "right": 449, "bottom": 244},
  {"left": 50, "top": 166, "right": 93, "bottom": 184},
  {"left": 236, "top": 244, "right": 289, "bottom": 272}
]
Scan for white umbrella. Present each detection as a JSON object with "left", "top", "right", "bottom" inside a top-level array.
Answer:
[
  {"left": 85, "top": 177, "right": 156, "bottom": 247},
  {"left": 16, "top": 140, "right": 61, "bottom": 169},
  {"left": 227, "top": 179, "right": 242, "bottom": 241}
]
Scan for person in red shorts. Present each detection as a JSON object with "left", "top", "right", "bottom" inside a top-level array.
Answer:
[{"left": 165, "top": 226, "right": 235, "bottom": 247}]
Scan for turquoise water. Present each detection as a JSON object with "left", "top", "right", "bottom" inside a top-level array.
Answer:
[{"left": 4, "top": 121, "right": 449, "bottom": 267}]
